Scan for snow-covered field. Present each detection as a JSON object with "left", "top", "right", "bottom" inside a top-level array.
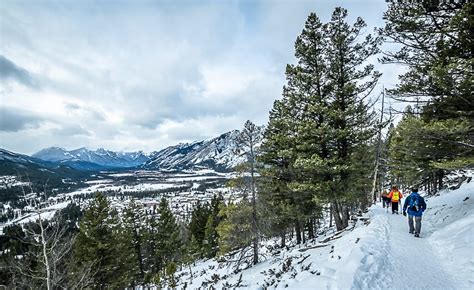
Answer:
[
  {"left": 168, "top": 181, "right": 474, "bottom": 290},
  {"left": 0, "top": 201, "right": 72, "bottom": 233},
  {"left": 0, "top": 169, "right": 238, "bottom": 233}
]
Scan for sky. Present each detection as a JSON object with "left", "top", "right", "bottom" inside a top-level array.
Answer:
[{"left": 0, "top": 0, "right": 403, "bottom": 155}]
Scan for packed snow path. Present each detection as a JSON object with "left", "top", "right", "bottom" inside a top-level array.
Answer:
[{"left": 352, "top": 206, "right": 464, "bottom": 290}]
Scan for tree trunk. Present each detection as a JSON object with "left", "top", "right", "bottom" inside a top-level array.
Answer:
[
  {"left": 250, "top": 143, "right": 258, "bottom": 265},
  {"left": 329, "top": 205, "right": 333, "bottom": 228},
  {"left": 295, "top": 221, "right": 302, "bottom": 244},
  {"left": 308, "top": 219, "right": 315, "bottom": 240},
  {"left": 302, "top": 221, "right": 306, "bottom": 244},
  {"left": 133, "top": 229, "right": 145, "bottom": 284},
  {"left": 331, "top": 202, "right": 345, "bottom": 231},
  {"left": 438, "top": 170, "right": 444, "bottom": 191},
  {"left": 341, "top": 205, "right": 350, "bottom": 229},
  {"left": 38, "top": 212, "right": 52, "bottom": 290},
  {"left": 280, "top": 231, "right": 286, "bottom": 248}
]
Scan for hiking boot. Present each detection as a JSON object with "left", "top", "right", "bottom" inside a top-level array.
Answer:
[
  {"left": 414, "top": 233, "right": 420, "bottom": 238},
  {"left": 409, "top": 231, "right": 414, "bottom": 234}
]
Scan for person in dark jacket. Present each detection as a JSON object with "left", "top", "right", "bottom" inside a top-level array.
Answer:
[{"left": 403, "top": 187, "right": 427, "bottom": 238}]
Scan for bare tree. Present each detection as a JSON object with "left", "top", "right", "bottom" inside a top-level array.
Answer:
[{"left": 9, "top": 178, "right": 92, "bottom": 288}]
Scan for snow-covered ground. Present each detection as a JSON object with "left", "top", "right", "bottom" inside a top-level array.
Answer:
[
  {"left": 0, "top": 201, "right": 72, "bottom": 234},
  {"left": 0, "top": 169, "right": 239, "bottom": 233},
  {"left": 169, "top": 181, "right": 474, "bottom": 289}
]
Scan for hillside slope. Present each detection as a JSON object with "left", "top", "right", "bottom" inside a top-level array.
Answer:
[
  {"left": 169, "top": 181, "right": 473, "bottom": 289},
  {"left": 144, "top": 130, "right": 246, "bottom": 171}
]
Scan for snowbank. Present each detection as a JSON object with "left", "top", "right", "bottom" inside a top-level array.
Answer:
[
  {"left": 424, "top": 181, "right": 474, "bottom": 287},
  {"left": 168, "top": 180, "right": 474, "bottom": 289}
]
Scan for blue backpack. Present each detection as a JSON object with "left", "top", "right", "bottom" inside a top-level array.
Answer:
[{"left": 409, "top": 195, "right": 421, "bottom": 212}]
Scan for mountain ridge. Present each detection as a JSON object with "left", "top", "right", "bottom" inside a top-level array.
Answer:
[
  {"left": 143, "top": 130, "right": 245, "bottom": 171},
  {"left": 10, "top": 128, "right": 260, "bottom": 172},
  {"left": 32, "top": 147, "right": 151, "bottom": 170}
]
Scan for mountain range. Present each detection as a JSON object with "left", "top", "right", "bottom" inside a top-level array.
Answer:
[
  {"left": 2, "top": 130, "right": 250, "bottom": 173},
  {"left": 32, "top": 147, "right": 150, "bottom": 170},
  {"left": 0, "top": 148, "right": 90, "bottom": 201}
]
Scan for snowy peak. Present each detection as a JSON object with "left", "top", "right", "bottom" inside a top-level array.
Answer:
[
  {"left": 32, "top": 146, "right": 73, "bottom": 162},
  {"left": 29, "top": 128, "right": 261, "bottom": 171},
  {"left": 144, "top": 130, "right": 247, "bottom": 171},
  {"left": 32, "top": 147, "right": 151, "bottom": 169}
]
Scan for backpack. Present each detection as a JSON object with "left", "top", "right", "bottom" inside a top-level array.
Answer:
[
  {"left": 392, "top": 191, "right": 400, "bottom": 201},
  {"left": 409, "top": 195, "right": 420, "bottom": 212}
]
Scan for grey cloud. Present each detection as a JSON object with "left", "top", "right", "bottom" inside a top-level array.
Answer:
[
  {"left": 0, "top": 106, "right": 45, "bottom": 132},
  {"left": 64, "top": 102, "right": 105, "bottom": 122},
  {"left": 0, "top": 55, "right": 38, "bottom": 88},
  {"left": 65, "top": 102, "right": 81, "bottom": 111},
  {"left": 52, "top": 124, "right": 91, "bottom": 137}
]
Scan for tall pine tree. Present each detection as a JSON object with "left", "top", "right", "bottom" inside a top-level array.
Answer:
[{"left": 74, "top": 193, "right": 128, "bottom": 288}]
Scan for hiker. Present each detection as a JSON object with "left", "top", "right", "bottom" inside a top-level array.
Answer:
[
  {"left": 381, "top": 189, "right": 390, "bottom": 208},
  {"left": 388, "top": 186, "right": 403, "bottom": 214},
  {"left": 403, "top": 187, "right": 427, "bottom": 238}
]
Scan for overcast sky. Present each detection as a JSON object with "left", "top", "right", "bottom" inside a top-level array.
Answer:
[{"left": 0, "top": 0, "right": 403, "bottom": 155}]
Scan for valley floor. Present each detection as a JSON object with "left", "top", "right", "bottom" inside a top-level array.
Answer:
[{"left": 172, "top": 181, "right": 474, "bottom": 289}]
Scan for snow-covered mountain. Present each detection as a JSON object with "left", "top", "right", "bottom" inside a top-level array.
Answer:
[
  {"left": 144, "top": 130, "right": 247, "bottom": 172},
  {"left": 0, "top": 148, "right": 51, "bottom": 167},
  {"left": 32, "top": 147, "right": 150, "bottom": 170},
  {"left": 0, "top": 148, "right": 89, "bottom": 197},
  {"left": 30, "top": 128, "right": 260, "bottom": 172}
]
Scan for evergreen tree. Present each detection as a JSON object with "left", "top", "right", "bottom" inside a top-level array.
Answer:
[
  {"left": 122, "top": 199, "right": 145, "bottom": 286},
  {"left": 155, "top": 197, "right": 182, "bottom": 272},
  {"left": 143, "top": 213, "right": 160, "bottom": 282},
  {"left": 202, "top": 194, "right": 223, "bottom": 258},
  {"left": 202, "top": 214, "right": 218, "bottom": 258},
  {"left": 322, "top": 7, "right": 380, "bottom": 229},
  {"left": 381, "top": 2, "right": 473, "bottom": 176},
  {"left": 74, "top": 193, "right": 128, "bottom": 288},
  {"left": 260, "top": 8, "right": 380, "bottom": 232},
  {"left": 188, "top": 201, "right": 210, "bottom": 258},
  {"left": 217, "top": 201, "right": 253, "bottom": 256},
  {"left": 259, "top": 99, "right": 298, "bottom": 246}
]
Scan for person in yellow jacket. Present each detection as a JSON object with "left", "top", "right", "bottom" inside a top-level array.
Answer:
[{"left": 388, "top": 186, "right": 403, "bottom": 214}]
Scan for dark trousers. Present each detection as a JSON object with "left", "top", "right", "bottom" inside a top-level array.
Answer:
[{"left": 391, "top": 201, "right": 399, "bottom": 213}]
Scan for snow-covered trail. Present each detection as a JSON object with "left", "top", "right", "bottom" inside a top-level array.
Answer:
[
  {"left": 169, "top": 182, "right": 473, "bottom": 290},
  {"left": 352, "top": 205, "right": 464, "bottom": 290}
]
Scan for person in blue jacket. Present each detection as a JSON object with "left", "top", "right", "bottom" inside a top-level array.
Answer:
[{"left": 403, "top": 187, "right": 427, "bottom": 238}]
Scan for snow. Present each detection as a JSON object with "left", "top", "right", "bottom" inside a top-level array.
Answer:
[
  {"left": 85, "top": 179, "right": 114, "bottom": 184},
  {"left": 424, "top": 181, "right": 474, "bottom": 288},
  {"left": 169, "top": 181, "right": 474, "bottom": 289},
  {"left": 167, "top": 175, "right": 226, "bottom": 182},
  {"left": 120, "top": 183, "right": 186, "bottom": 192},
  {"left": 107, "top": 173, "right": 135, "bottom": 177},
  {"left": 0, "top": 201, "right": 71, "bottom": 234}
]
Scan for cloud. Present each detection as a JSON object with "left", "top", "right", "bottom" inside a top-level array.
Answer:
[
  {"left": 0, "top": 1, "right": 393, "bottom": 155},
  {"left": 0, "top": 106, "right": 45, "bottom": 132},
  {"left": 51, "top": 124, "right": 91, "bottom": 137},
  {"left": 0, "top": 55, "right": 38, "bottom": 88}
]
